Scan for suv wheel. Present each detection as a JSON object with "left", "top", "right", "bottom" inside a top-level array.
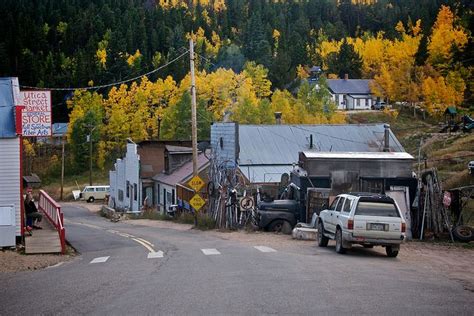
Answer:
[
  {"left": 335, "top": 228, "right": 346, "bottom": 254},
  {"left": 87, "top": 196, "right": 95, "bottom": 203},
  {"left": 317, "top": 222, "right": 329, "bottom": 247},
  {"left": 386, "top": 246, "right": 399, "bottom": 258}
]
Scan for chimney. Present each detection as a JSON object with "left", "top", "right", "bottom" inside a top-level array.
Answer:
[
  {"left": 309, "top": 134, "right": 313, "bottom": 149},
  {"left": 274, "top": 112, "right": 282, "bottom": 125},
  {"left": 383, "top": 124, "right": 390, "bottom": 152},
  {"left": 344, "top": 73, "right": 349, "bottom": 80}
]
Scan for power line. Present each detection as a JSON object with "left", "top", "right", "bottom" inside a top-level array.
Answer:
[
  {"left": 16, "top": 50, "right": 190, "bottom": 91},
  {"left": 196, "top": 53, "right": 218, "bottom": 68},
  {"left": 291, "top": 125, "right": 373, "bottom": 146}
]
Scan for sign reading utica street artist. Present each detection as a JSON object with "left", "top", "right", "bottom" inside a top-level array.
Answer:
[{"left": 21, "top": 90, "right": 52, "bottom": 136}]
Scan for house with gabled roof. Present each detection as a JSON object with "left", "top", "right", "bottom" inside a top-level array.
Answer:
[
  {"left": 153, "top": 153, "right": 209, "bottom": 213},
  {"left": 327, "top": 76, "right": 375, "bottom": 110}
]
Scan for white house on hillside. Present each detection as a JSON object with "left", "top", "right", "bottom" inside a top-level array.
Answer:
[{"left": 327, "top": 77, "right": 374, "bottom": 110}]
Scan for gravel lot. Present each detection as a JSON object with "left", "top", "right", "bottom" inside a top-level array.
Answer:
[{"left": 2, "top": 200, "right": 473, "bottom": 293}]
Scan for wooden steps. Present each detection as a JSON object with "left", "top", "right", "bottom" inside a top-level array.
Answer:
[{"left": 25, "top": 218, "right": 61, "bottom": 254}]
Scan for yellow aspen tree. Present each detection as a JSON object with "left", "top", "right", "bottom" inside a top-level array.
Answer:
[
  {"left": 296, "top": 65, "right": 309, "bottom": 80},
  {"left": 427, "top": 5, "right": 468, "bottom": 69},
  {"left": 243, "top": 62, "right": 272, "bottom": 99},
  {"left": 371, "top": 64, "right": 395, "bottom": 102}
]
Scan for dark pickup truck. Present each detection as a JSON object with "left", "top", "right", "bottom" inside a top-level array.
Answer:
[
  {"left": 252, "top": 168, "right": 331, "bottom": 234},
  {"left": 253, "top": 199, "right": 299, "bottom": 234}
]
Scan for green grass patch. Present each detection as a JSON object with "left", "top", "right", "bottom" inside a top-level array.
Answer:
[
  {"left": 138, "top": 209, "right": 174, "bottom": 221},
  {"left": 175, "top": 212, "right": 216, "bottom": 230}
]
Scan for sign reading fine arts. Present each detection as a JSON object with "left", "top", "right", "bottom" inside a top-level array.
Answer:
[{"left": 21, "top": 90, "right": 52, "bottom": 136}]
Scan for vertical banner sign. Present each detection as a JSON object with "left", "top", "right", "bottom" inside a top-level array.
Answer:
[{"left": 21, "top": 90, "right": 52, "bottom": 136}]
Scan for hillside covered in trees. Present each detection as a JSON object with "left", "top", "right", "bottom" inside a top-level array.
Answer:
[{"left": 1, "top": 0, "right": 472, "bottom": 172}]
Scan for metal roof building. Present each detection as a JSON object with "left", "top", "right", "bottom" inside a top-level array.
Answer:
[{"left": 211, "top": 122, "right": 406, "bottom": 184}]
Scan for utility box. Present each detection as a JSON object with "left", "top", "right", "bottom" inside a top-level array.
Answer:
[{"left": 0, "top": 205, "right": 16, "bottom": 247}]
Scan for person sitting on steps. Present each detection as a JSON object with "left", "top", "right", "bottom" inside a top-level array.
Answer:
[{"left": 24, "top": 192, "right": 43, "bottom": 229}]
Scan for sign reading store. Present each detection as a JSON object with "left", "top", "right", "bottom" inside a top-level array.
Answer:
[{"left": 20, "top": 90, "right": 52, "bottom": 137}]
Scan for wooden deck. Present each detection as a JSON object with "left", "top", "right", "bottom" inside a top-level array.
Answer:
[{"left": 25, "top": 218, "right": 62, "bottom": 254}]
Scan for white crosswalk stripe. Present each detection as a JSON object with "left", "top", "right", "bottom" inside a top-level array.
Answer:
[
  {"left": 148, "top": 251, "right": 164, "bottom": 259},
  {"left": 201, "top": 248, "right": 221, "bottom": 255},
  {"left": 254, "top": 246, "right": 277, "bottom": 253},
  {"left": 86, "top": 245, "right": 279, "bottom": 264},
  {"left": 90, "top": 256, "right": 110, "bottom": 264}
]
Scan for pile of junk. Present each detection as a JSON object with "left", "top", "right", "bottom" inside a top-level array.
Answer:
[{"left": 413, "top": 169, "right": 474, "bottom": 242}]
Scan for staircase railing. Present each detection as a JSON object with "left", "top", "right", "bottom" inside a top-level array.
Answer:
[{"left": 38, "top": 190, "right": 66, "bottom": 254}]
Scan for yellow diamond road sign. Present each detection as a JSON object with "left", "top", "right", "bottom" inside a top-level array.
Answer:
[
  {"left": 188, "top": 175, "right": 205, "bottom": 192},
  {"left": 190, "top": 194, "right": 206, "bottom": 211}
]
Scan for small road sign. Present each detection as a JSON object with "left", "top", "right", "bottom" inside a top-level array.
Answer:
[
  {"left": 190, "top": 194, "right": 206, "bottom": 211},
  {"left": 188, "top": 175, "right": 205, "bottom": 192},
  {"left": 239, "top": 196, "right": 254, "bottom": 210}
]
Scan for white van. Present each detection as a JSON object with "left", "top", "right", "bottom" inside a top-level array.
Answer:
[
  {"left": 469, "top": 161, "right": 474, "bottom": 174},
  {"left": 80, "top": 185, "right": 110, "bottom": 203}
]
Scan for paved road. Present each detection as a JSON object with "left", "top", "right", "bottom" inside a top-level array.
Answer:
[{"left": 1, "top": 205, "right": 472, "bottom": 315}]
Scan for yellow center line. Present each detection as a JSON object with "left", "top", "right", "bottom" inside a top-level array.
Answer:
[
  {"left": 134, "top": 237, "right": 154, "bottom": 248},
  {"left": 132, "top": 238, "right": 156, "bottom": 253},
  {"left": 67, "top": 219, "right": 157, "bottom": 253}
]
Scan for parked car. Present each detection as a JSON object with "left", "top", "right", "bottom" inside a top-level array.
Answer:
[
  {"left": 80, "top": 185, "right": 110, "bottom": 203},
  {"left": 316, "top": 193, "right": 406, "bottom": 257},
  {"left": 469, "top": 161, "right": 474, "bottom": 175},
  {"left": 372, "top": 101, "right": 387, "bottom": 110}
]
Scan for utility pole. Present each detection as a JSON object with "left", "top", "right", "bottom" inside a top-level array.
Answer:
[
  {"left": 87, "top": 125, "right": 96, "bottom": 186},
  {"left": 190, "top": 38, "right": 198, "bottom": 227},
  {"left": 190, "top": 38, "right": 198, "bottom": 176}
]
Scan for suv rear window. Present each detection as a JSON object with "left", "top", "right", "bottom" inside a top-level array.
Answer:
[{"left": 355, "top": 201, "right": 399, "bottom": 217}]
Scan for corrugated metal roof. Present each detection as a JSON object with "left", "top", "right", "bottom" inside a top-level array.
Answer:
[
  {"left": 0, "top": 77, "right": 17, "bottom": 138},
  {"left": 327, "top": 79, "right": 372, "bottom": 94},
  {"left": 238, "top": 124, "right": 404, "bottom": 166},
  {"left": 239, "top": 165, "right": 293, "bottom": 184},
  {"left": 153, "top": 154, "right": 209, "bottom": 186},
  {"left": 302, "top": 151, "right": 414, "bottom": 160}
]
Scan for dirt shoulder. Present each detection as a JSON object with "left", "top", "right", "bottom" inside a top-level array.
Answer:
[{"left": 0, "top": 248, "right": 75, "bottom": 273}]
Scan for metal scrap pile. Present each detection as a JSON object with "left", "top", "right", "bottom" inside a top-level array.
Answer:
[
  {"left": 447, "top": 185, "right": 474, "bottom": 242},
  {"left": 207, "top": 157, "right": 241, "bottom": 229},
  {"left": 412, "top": 168, "right": 453, "bottom": 240}
]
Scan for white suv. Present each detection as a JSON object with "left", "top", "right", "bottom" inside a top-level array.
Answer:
[{"left": 316, "top": 193, "right": 406, "bottom": 257}]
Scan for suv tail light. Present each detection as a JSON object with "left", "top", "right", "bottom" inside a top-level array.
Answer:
[
  {"left": 401, "top": 222, "right": 406, "bottom": 233},
  {"left": 347, "top": 219, "right": 354, "bottom": 230}
]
